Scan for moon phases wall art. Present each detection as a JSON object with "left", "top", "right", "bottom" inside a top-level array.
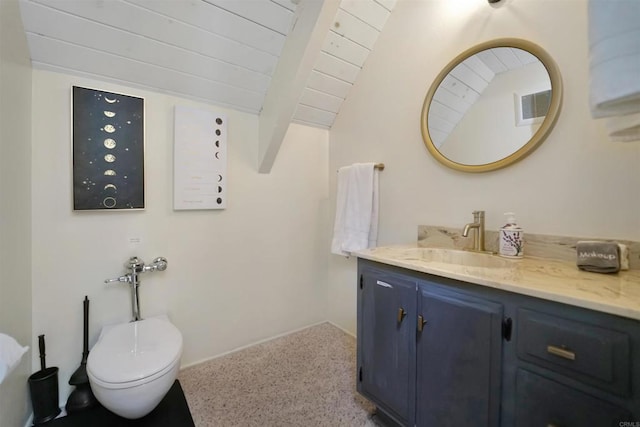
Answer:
[
  {"left": 173, "top": 105, "right": 227, "bottom": 210},
  {"left": 72, "top": 86, "right": 144, "bottom": 210}
]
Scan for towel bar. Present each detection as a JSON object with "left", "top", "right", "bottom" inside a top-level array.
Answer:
[{"left": 337, "top": 163, "right": 385, "bottom": 172}]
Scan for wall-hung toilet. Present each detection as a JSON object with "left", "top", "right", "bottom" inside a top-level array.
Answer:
[{"left": 87, "top": 317, "right": 183, "bottom": 419}]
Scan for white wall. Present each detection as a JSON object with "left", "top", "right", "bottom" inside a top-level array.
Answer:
[
  {"left": 0, "top": 0, "right": 33, "bottom": 425},
  {"left": 31, "top": 70, "right": 330, "bottom": 404},
  {"left": 328, "top": 0, "right": 640, "bottom": 334}
]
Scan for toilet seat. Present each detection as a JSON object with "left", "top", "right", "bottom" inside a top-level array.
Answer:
[{"left": 87, "top": 317, "right": 182, "bottom": 389}]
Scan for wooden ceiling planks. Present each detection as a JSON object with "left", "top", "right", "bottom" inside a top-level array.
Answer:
[
  {"left": 19, "top": 0, "right": 398, "bottom": 129},
  {"left": 20, "top": 0, "right": 294, "bottom": 114},
  {"left": 293, "top": 0, "right": 397, "bottom": 128}
]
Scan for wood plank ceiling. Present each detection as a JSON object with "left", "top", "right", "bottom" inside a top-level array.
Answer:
[{"left": 19, "top": 0, "right": 396, "bottom": 130}]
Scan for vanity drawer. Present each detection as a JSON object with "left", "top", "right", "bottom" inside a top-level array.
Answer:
[
  {"left": 515, "top": 369, "right": 630, "bottom": 427},
  {"left": 516, "top": 308, "right": 630, "bottom": 396}
]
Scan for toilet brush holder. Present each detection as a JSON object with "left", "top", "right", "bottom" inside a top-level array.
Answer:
[{"left": 28, "top": 335, "right": 61, "bottom": 424}]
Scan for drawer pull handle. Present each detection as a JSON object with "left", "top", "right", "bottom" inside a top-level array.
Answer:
[
  {"left": 547, "top": 345, "right": 575, "bottom": 361},
  {"left": 397, "top": 307, "right": 407, "bottom": 323}
]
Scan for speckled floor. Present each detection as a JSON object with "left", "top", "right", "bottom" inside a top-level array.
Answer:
[{"left": 178, "top": 322, "right": 377, "bottom": 427}]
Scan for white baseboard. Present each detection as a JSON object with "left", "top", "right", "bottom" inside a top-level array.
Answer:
[
  {"left": 179, "top": 320, "right": 329, "bottom": 370},
  {"left": 327, "top": 320, "right": 356, "bottom": 338}
]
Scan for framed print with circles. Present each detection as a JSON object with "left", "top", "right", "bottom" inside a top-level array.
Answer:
[{"left": 72, "top": 86, "right": 145, "bottom": 211}]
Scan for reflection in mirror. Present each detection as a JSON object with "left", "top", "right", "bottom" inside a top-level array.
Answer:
[
  {"left": 431, "top": 48, "right": 550, "bottom": 165},
  {"left": 421, "top": 39, "right": 562, "bottom": 173}
]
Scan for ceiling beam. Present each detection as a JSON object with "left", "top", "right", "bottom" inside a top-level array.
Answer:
[{"left": 257, "top": 0, "right": 339, "bottom": 173}]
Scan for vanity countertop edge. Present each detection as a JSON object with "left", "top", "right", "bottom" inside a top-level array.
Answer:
[{"left": 355, "top": 245, "right": 640, "bottom": 321}]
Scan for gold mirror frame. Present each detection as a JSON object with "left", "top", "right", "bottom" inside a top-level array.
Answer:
[{"left": 420, "top": 38, "right": 563, "bottom": 173}]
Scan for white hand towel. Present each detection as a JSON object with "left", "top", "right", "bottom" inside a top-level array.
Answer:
[
  {"left": 0, "top": 333, "right": 28, "bottom": 384},
  {"left": 605, "top": 112, "right": 640, "bottom": 142},
  {"left": 589, "top": 0, "right": 640, "bottom": 118},
  {"left": 368, "top": 169, "right": 379, "bottom": 249},
  {"left": 331, "top": 163, "right": 379, "bottom": 256}
]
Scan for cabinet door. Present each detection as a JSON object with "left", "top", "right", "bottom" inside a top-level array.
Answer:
[
  {"left": 416, "top": 285, "right": 503, "bottom": 427},
  {"left": 515, "top": 369, "right": 630, "bottom": 427},
  {"left": 358, "top": 267, "right": 416, "bottom": 427}
]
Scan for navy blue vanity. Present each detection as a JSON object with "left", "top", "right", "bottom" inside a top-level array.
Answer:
[{"left": 356, "top": 257, "right": 640, "bottom": 427}]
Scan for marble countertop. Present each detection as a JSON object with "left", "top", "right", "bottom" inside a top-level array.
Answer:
[{"left": 355, "top": 245, "right": 640, "bottom": 321}]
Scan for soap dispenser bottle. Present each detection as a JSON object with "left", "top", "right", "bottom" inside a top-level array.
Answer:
[{"left": 499, "top": 212, "right": 523, "bottom": 258}]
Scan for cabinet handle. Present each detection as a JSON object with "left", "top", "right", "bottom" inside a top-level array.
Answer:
[
  {"left": 417, "top": 315, "right": 427, "bottom": 332},
  {"left": 502, "top": 317, "right": 513, "bottom": 341},
  {"left": 547, "top": 345, "right": 575, "bottom": 361},
  {"left": 397, "top": 307, "right": 407, "bottom": 323}
]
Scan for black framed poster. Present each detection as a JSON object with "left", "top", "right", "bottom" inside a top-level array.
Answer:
[{"left": 72, "top": 86, "right": 144, "bottom": 210}]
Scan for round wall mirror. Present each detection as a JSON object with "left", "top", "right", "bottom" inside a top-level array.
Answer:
[{"left": 420, "top": 38, "right": 562, "bottom": 173}]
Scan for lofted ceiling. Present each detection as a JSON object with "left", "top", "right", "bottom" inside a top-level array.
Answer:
[{"left": 19, "top": 0, "right": 396, "bottom": 131}]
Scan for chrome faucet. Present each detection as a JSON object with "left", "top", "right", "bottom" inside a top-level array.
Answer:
[
  {"left": 105, "top": 256, "right": 168, "bottom": 322},
  {"left": 462, "top": 211, "right": 487, "bottom": 252}
]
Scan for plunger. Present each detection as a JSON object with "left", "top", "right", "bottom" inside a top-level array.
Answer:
[{"left": 65, "top": 296, "right": 97, "bottom": 413}]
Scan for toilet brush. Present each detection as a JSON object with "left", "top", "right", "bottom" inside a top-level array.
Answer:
[{"left": 65, "top": 296, "right": 97, "bottom": 413}]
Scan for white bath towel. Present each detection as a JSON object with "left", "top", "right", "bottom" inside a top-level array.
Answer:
[
  {"left": 0, "top": 333, "right": 28, "bottom": 384},
  {"left": 605, "top": 112, "right": 640, "bottom": 142},
  {"left": 331, "top": 163, "right": 379, "bottom": 256},
  {"left": 589, "top": 0, "right": 640, "bottom": 119}
]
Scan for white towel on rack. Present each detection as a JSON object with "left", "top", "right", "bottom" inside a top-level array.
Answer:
[
  {"left": 331, "top": 163, "right": 379, "bottom": 256},
  {"left": 589, "top": 0, "right": 640, "bottom": 121},
  {"left": 605, "top": 112, "right": 640, "bottom": 142},
  {"left": 368, "top": 169, "right": 379, "bottom": 249},
  {"left": 0, "top": 333, "right": 28, "bottom": 384}
]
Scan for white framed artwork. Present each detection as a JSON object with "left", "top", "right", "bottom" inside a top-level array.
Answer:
[{"left": 173, "top": 106, "right": 227, "bottom": 210}]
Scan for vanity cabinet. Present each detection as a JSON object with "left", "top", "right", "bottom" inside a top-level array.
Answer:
[
  {"left": 357, "top": 262, "right": 503, "bottom": 427},
  {"left": 357, "top": 258, "right": 640, "bottom": 427}
]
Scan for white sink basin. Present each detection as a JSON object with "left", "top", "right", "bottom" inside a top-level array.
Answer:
[{"left": 393, "top": 247, "right": 515, "bottom": 269}]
